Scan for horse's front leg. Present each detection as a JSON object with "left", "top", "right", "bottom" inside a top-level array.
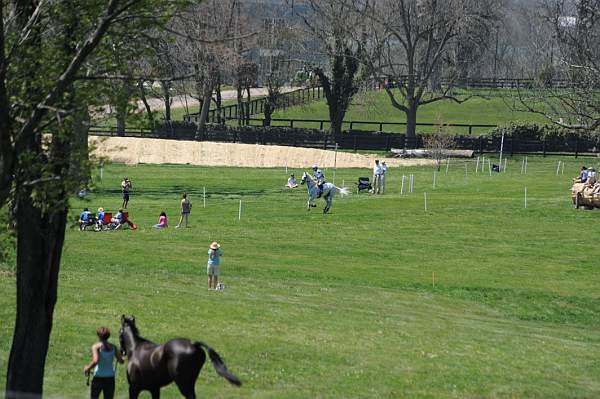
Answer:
[
  {"left": 150, "top": 387, "right": 161, "bottom": 399},
  {"left": 129, "top": 385, "right": 141, "bottom": 399}
]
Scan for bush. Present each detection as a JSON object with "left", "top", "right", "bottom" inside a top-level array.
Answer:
[{"left": 487, "top": 122, "right": 574, "bottom": 140}]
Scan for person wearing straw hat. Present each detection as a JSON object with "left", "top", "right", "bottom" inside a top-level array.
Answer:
[{"left": 207, "top": 242, "right": 222, "bottom": 290}]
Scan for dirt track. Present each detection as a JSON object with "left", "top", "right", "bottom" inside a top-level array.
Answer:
[{"left": 91, "top": 136, "right": 435, "bottom": 168}]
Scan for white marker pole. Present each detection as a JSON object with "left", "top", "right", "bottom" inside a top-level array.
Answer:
[
  {"left": 433, "top": 171, "right": 437, "bottom": 189},
  {"left": 525, "top": 156, "right": 528, "bottom": 174},
  {"left": 524, "top": 187, "right": 528, "bottom": 208},
  {"left": 333, "top": 143, "right": 338, "bottom": 185},
  {"left": 410, "top": 174, "right": 414, "bottom": 193},
  {"left": 424, "top": 192, "right": 428, "bottom": 212},
  {"left": 503, "top": 158, "right": 507, "bottom": 173},
  {"left": 100, "top": 164, "right": 103, "bottom": 181},
  {"left": 498, "top": 131, "right": 505, "bottom": 171},
  {"left": 445, "top": 158, "right": 450, "bottom": 175},
  {"left": 488, "top": 160, "right": 492, "bottom": 176},
  {"left": 203, "top": 186, "right": 206, "bottom": 208},
  {"left": 521, "top": 158, "right": 525, "bottom": 174},
  {"left": 482, "top": 156, "right": 485, "bottom": 172},
  {"left": 401, "top": 175, "right": 405, "bottom": 195},
  {"left": 476, "top": 156, "right": 480, "bottom": 173},
  {"left": 238, "top": 200, "right": 242, "bottom": 220},
  {"left": 556, "top": 160, "right": 561, "bottom": 175},
  {"left": 561, "top": 161, "right": 565, "bottom": 175}
]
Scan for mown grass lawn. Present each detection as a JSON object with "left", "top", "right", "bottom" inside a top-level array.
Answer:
[{"left": 1, "top": 156, "right": 600, "bottom": 398}]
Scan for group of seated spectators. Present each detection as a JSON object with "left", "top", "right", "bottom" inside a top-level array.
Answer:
[
  {"left": 79, "top": 207, "right": 134, "bottom": 231},
  {"left": 572, "top": 166, "right": 600, "bottom": 195}
]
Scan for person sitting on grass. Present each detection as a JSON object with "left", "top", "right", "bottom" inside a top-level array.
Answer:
[
  {"left": 154, "top": 211, "right": 168, "bottom": 229},
  {"left": 287, "top": 174, "right": 298, "bottom": 188},
  {"left": 79, "top": 207, "right": 93, "bottom": 231}
]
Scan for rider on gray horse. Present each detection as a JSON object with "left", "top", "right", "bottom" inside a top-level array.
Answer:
[{"left": 312, "top": 165, "right": 325, "bottom": 197}]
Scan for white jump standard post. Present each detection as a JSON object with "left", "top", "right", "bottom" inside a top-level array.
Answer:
[
  {"left": 238, "top": 200, "right": 242, "bottom": 221},
  {"left": 424, "top": 192, "right": 428, "bottom": 212},
  {"left": 524, "top": 187, "right": 528, "bottom": 209},
  {"left": 401, "top": 175, "right": 405, "bottom": 195},
  {"left": 203, "top": 186, "right": 206, "bottom": 208}
]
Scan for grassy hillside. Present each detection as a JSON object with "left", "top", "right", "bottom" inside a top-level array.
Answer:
[
  {"left": 265, "top": 89, "right": 548, "bottom": 134},
  {"left": 2, "top": 157, "right": 599, "bottom": 398},
  {"left": 95, "top": 89, "right": 547, "bottom": 134}
]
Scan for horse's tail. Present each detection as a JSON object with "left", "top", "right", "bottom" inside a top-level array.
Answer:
[
  {"left": 194, "top": 341, "right": 242, "bottom": 386},
  {"left": 336, "top": 186, "right": 351, "bottom": 197}
]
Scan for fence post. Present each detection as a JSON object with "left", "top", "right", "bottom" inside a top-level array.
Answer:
[
  {"left": 575, "top": 136, "right": 579, "bottom": 158},
  {"left": 290, "top": 120, "right": 294, "bottom": 128},
  {"left": 469, "top": 125, "right": 473, "bottom": 135},
  {"left": 349, "top": 121, "right": 353, "bottom": 131},
  {"left": 320, "top": 120, "right": 324, "bottom": 130},
  {"left": 379, "top": 122, "right": 383, "bottom": 131}
]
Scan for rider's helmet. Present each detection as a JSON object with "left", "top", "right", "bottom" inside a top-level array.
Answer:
[{"left": 312, "top": 164, "right": 318, "bottom": 170}]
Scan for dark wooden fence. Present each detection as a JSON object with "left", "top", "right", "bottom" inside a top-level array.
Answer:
[
  {"left": 183, "top": 86, "right": 322, "bottom": 124},
  {"left": 89, "top": 125, "right": 600, "bottom": 157}
]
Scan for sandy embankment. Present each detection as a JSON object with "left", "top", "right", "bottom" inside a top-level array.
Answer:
[{"left": 91, "top": 136, "right": 434, "bottom": 168}]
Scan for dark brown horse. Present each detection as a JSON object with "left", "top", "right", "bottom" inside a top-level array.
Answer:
[{"left": 119, "top": 316, "right": 241, "bottom": 398}]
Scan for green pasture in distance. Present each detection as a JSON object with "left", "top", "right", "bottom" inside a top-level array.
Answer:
[
  {"left": 94, "top": 88, "right": 549, "bottom": 133},
  {"left": 1, "top": 156, "right": 600, "bottom": 398},
  {"left": 268, "top": 89, "right": 549, "bottom": 134}
]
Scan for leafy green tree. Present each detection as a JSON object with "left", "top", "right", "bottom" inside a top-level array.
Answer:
[{"left": 0, "top": 1, "right": 189, "bottom": 396}]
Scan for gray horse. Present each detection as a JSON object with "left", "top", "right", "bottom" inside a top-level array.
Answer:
[{"left": 300, "top": 171, "right": 350, "bottom": 213}]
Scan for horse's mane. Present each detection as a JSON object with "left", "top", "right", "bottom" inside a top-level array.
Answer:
[{"left": 123, "top": 319, "right": 153, "bottom": 344}]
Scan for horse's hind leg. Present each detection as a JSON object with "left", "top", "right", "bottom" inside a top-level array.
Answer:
[
  {"left": 175, "top": 379, "right": 197, "bottom": 399},
  {"left": 150, "top": 388, "right": 161, "bottom": 399}
]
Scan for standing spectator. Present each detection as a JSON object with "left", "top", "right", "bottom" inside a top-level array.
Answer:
[
  {"left": 121, "top": 177, "right": 132, "bottom": 209},
  {"left": 372, "top": 160, "right": 383, "bottom": 194},
  {"left": 381, "top": 161, "right": 388, "bottom": 194},
  {"left": 176, "top": 193, "right": 192, "bottom": 228},
  {"left": 207, "top": 241, "right": 222, "bottom": 290},
  {"left": 154, "top": 211, "right": 168, "bottom": 229},
  {"left": 83, "top": 326, "right": 123, "bottom": 399}
]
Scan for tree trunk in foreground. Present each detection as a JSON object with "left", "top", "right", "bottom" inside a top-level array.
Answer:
[{"left": 6, "top": 197, "right": 67, "bottom": 398}]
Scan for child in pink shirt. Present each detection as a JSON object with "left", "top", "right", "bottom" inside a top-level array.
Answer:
[{"left": 154, "top": 211, "right": 168, "bottom": 229}]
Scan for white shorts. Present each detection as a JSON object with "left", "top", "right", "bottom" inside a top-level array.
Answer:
[{"left": 207, "top": 264, "right": 220, "bottom": 276}]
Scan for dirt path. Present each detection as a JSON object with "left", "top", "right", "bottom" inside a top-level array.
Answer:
[
  {"left": 91, "top": 136, "right": 434, "bottom": 169},
  {"left": 139, "top": 87, "right": 297, "bottom": 112}
]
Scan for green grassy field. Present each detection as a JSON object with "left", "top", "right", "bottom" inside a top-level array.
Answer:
[
  {"left": 95, "top": 88, "right": 547, "bottom": 134},
  {"left": 1, "top": 156, "right": 600, "bottom": 398},
  {"left": 265, "top": 89, "right": 548, "bottom": 134}
]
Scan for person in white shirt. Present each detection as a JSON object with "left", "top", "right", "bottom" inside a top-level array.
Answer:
[
  {"left": 373, "top": 160, "right": 383, "bottom": 194},
  {"left": 380, "top": 161, "right": 388, "bottom": 194},
  {"left": 287, "top": 174, "right": 298, "bottom": 188}
]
